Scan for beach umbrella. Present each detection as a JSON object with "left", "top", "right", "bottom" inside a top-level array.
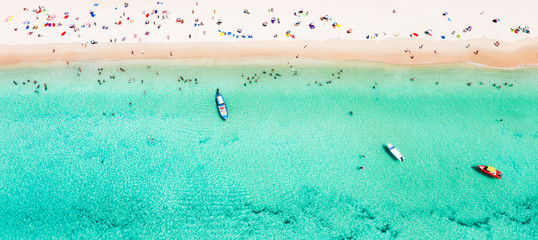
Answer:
[
  {"left": 412, "top": 33, "right": 419, "bottom": 37},
  {"left": 61, "top": 31, "right": 66, "bottom": 36}
]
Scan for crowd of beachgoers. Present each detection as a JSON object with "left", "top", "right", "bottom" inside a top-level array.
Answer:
[
  {"left": 4, "top": 1, "right": 533, "bottom": 47},
  {"left": 0, "top": 0, "right": 536, "bottom": 68}
]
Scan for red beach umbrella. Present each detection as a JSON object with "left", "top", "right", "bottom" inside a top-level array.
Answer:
[
  {"left": 64, "top": 15, "right": 69, "bottom": 19},
  {"left": 61, "top": 31, "right": 66, "bottom": 36},
  {"left": 412, "top": 33, "right": 419, "bottom": 37}
]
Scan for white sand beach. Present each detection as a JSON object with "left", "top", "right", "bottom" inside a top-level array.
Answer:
[{"left": 1, "top": 0, "right": 536, "bottom": 67}]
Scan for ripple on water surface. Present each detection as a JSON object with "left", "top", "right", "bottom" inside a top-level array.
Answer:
[{"left": 0, "top": 60, "right": 536, "bottom": 238}]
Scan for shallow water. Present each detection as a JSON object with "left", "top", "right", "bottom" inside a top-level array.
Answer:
[{"left": 0, "top": 60, "right": 536, "bottom": 239}]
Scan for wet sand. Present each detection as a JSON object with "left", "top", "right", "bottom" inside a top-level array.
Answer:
[{"left": 1, "top": 38, "right": 536, "bottom": 68}]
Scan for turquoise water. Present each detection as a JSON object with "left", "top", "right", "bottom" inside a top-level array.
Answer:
[{"left": 0, "top": 60, "right": 536, "bottom": 239}]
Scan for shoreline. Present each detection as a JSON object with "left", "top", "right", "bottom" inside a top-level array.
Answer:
[{"left": 1, "top": 38, "right": 537, "bottom": 68}]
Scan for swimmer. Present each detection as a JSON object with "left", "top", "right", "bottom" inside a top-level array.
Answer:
[{"left": 349, "top": 111, "right": 353, "bottom": 115}]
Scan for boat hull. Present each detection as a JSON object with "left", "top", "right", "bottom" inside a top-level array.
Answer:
[
  {"left": 387, "top": 143, "right": 404, "bottom": 162},
  {"left": 478, "top": 165, "right": 502, "bottom": 179},
  {"left": 216, "top": 91, "right": 228, "bottom": 120}
]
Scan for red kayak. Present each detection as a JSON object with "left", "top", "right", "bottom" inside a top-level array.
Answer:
[{"left": 478, "top": 165, "right": 502, "bottom": 179}]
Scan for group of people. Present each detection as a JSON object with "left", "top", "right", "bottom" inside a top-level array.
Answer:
[{"left": 12, "top": 79, "right": 47, "bottom": 93}]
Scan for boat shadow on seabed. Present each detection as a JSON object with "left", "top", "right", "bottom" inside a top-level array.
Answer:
[{"left": 471, "top": 166, "right": 484, "bottom": 174}]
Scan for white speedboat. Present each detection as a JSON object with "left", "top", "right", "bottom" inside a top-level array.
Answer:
[{"left": 387, "top": 143, "right": 404, "bottom": 162}]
